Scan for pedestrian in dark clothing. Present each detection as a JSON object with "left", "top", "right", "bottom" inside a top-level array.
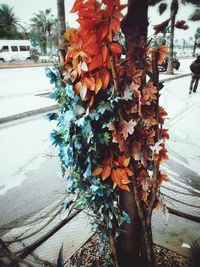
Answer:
[{"left": 189, "top": 56, "right": 200, "bottom": 94}]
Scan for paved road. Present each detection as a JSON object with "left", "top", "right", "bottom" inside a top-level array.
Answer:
[
  {"left": 0, "top": 114, "right": 66, "bottom": 227},
  {"left": 0, "top": 66, "right": 52, "bottom": 98}
]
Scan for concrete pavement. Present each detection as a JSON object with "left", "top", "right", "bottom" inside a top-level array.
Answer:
[{"left": 0, "top": 115, "right": 66, "bottom": 227}]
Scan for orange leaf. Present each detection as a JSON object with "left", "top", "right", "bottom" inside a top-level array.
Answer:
[
  {"left": 70, "top": 69, "right": 78, "bottom": 83},
  {"left": 117, "top": 168, "right": 129, "bottom": 182},
  {"left": 101, "top": 69, "right": 110, "bottom": 90},
  {"left": 125, "top": 168, "right": 134, "bottom": 177},
  {"left": 92, "top": 167, "right": 103, "bottom": 176},
  {"left": 74, "top": 81, "right": 82, "bottom": 95},
  {"left": 119, "top": 184, "right": 130, "bottom": 191},
  {"left": 101, "top": 166, "right": 111, "bottom": 181},
  {"left": 111, "top": 169, "right": 119, "bottom": 184},
  {"left": 88, "top": 95, "right": 94, "bottom": 108},
  {"left": 161, "top": 129, "right": 169, "bottom": 140},
  {"left": 84, "top": 77, "right": 95, "bottom": 91},
  {"left": 95, "top": 78, "right": 102, "bottom": 94},
  {"left": 118, "top": 155, "right": 130, "bottom": 167},
  {"left": 151, "top": 45, "right": 169, "bottom": 64},
  {"left": 110, "top": 42, "right": 123, "bottom": 54}
]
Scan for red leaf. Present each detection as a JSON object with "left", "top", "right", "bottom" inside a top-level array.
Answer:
[
  {"left": 70, "top": 0, "right": 83, "bottom": 13},
  {"left": 110, "top": 42, "right": 123, "bottom": 54},
  {"left": 175, "top": 20, "right": 189, "bottom": 30},
  {"left": 101, "top": 69, "right": 110, "bottom": 90},
  {"left": 88, "top": 53, "right": 103, "bottom": 71},
  {"left": 101, "top": 44, "right": 109, "bottom": 63},
  {"left": 153, "top": 19, "right": 170, "bottom": 35},
  {"left": 82, "top": 35, "right": 100, "bottom": 56}
]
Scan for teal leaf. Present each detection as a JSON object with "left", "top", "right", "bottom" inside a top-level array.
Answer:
[
  {"left": 65, "top": 83, "right": 74, "bottom": 98},
  {"left": 122, "top": 211, "right": 131, "bottom": 224},
  {"left": 45, "top": 112, "right": 58, "bottom": 121}
]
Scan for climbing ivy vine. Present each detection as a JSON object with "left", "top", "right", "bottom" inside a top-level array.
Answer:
[{"left": 46, "top": 0, "right": 169, "bottom": 265}]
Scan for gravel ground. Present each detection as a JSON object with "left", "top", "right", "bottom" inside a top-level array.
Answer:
[{"left": 68, "top": 235, "right": 189, "bottom": 267}]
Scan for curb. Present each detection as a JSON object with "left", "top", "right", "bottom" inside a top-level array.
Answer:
[
  {"left": 160, "top": 73, "right": 191, "bottom": 83},
  {"left": 0, "top": 73, "right": 191, "bottom": 125},
  {"left": 0, "top": 105, "right": 58, "bottom": 124},
  {"left": 0, "top": 63, "right": 53, "bottom": 70}
]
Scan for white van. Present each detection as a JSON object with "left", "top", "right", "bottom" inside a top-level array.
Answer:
[{"left": 0, "top": 40, "right": 32, "bottom": 62}]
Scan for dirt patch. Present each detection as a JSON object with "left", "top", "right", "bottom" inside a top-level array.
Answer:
[{"left": 68, "top": 235, "right": 189, "bottom": 267}]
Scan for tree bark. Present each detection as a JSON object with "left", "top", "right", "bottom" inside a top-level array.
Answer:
[
  {"left": 192, "top": 41, "right": 197, "bottom": 57},
  {"left": 57, "top": 0, "right": 66, "bottom": 64},
  {"left": 117, "top": 1, "right": 149, "bottom": 266},
  {"left": 166, "top": 0, "right": 178, "bottom": 75}
]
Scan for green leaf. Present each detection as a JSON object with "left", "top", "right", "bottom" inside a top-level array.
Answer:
[{"left": 103, "top": 132, "right": 111, "bottom": 145}]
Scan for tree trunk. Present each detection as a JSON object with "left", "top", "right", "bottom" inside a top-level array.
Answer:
[
  {"left": 57, "top": 0, "right": 66, "bottom": 64},
  {"left": 117, "top": 1, "right": 149, "bottom": 266},
  {"left": 192, "top": 41, "right": 197, "bottom": 57},
  {"left": 166, "top": 0, "right": 178, "bottom": 75}
]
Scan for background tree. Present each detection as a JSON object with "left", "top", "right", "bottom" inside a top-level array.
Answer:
[
  {"left": 30, "top": 9, "right": 57, "bottom": 54},
  {"left": 57, "top": 0, "right": 66, "bottom": 64},
  {"left": 189, "top": 4, "right": 200, "bottom": 21},
  {"left": 192, "top": 27, "right": 200, "bottom": 56},
  {"left": 0, "top": 4, "right": 20, "bottom": 39},
  {"left": 189, "top": 6, "right": 200, "bottom": 56}
]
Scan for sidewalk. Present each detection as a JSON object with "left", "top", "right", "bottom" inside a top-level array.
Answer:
[
  {"left": 0, "top": 95, "right": 58, "bottom": 124},
  {"left": 0, "top": 72, "right": 191, "bottom": 125}
]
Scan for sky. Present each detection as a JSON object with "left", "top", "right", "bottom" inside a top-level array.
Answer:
[{"left": 1, "top": 0, "right": 199, "bottom": 41}]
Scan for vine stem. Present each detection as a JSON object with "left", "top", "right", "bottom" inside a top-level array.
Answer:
[
  {"left": 131, "top": 172, "right": 155, "bottom": 267},
  {"left": 109, "top": 233, "right": 120, "bottom": 267},
  {"left": 109, "top": 53, "right": 121, "bottom": 96},
  {"left": 148, "top": 50, "right": 160, "bottom": 222}
]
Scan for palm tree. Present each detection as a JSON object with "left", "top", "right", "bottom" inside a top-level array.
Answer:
[
  {"left": 0, "top": 4, "right": 20, "bottom": 39},
  {"left": 192, "top": 27, "right": 200, "bottom": 56},
  {"left": 189, "top": 5, "right": 200, "bottom": 21},
  {"left": 57, "top": 0, "right": 66, "bottom": 64},
  {"left": 166, "top": 0, "right": 179, "bottom": 74},
  {"left": 30, "top": 9, "right": 57, "bottom": 54}
]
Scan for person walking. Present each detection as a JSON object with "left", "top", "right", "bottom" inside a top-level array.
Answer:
[{"left": 189, "top": 56, "right": 200, "bottom": 94}]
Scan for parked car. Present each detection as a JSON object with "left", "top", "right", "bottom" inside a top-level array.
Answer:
[
  {"left": 158, "top": 57, "right": 180, "bottom": 72},
  {"left": 0, "top": 40, "right": 32, "bottom": 62}
]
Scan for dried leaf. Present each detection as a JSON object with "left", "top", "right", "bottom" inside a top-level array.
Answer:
[{"left": 119, "top": 120, "right": 137, "bottom": 139}]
